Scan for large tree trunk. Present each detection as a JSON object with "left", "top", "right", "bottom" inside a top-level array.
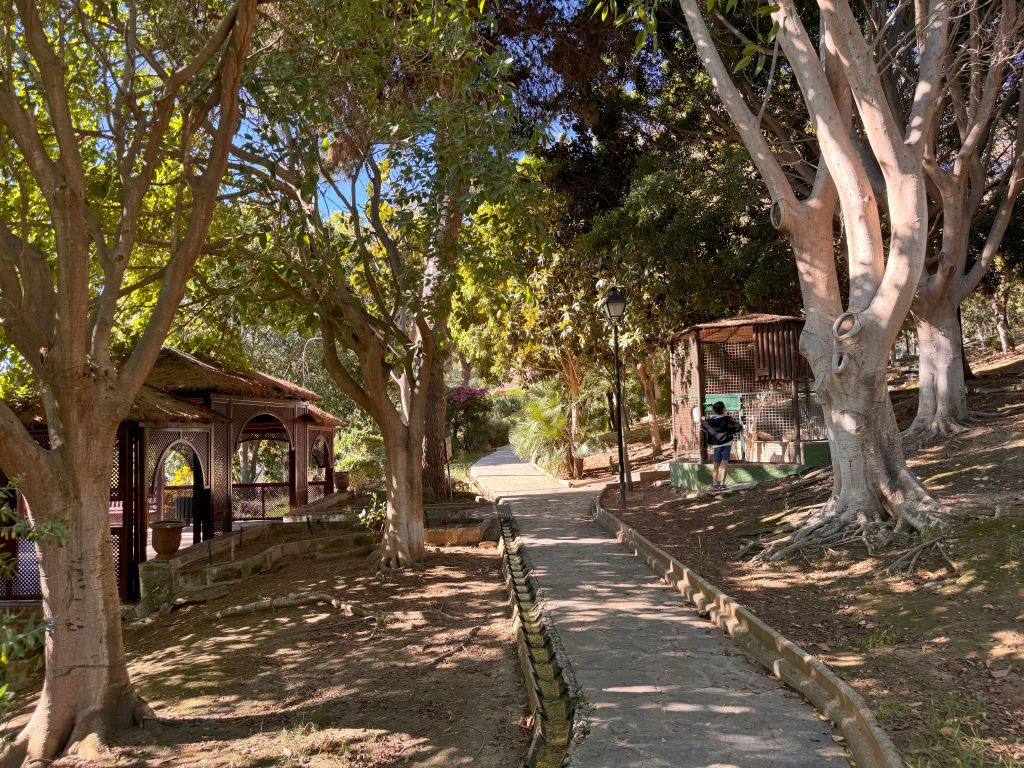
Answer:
[
  {"left": 421, "top": 360, "right": 448, "bottom": 502},
  {"left": 239, "top": 441, "right": 260, "bottom": 484},
  {"left": 814, "top": 343, "right": 938, "bottom": 530},
  {"left": 381, "top": 422, "right": 426, "bottom": 569},
  {"left": 458, "top": 354, "right": 472, "bottom": 387},
  {"left": 759, "top": 319, "right": 944, "bottom": 561},
  {"left": 636, "top": 359, "right": 662, "bottom": 457},
  {"left": 906, "top": 301, "right": 973, "bottom": 437},
  {"left": 2, "top": 424, "right": 150, "bottom": 767},
  {"left": 560, "top": 355, "right": 583, "bottom": 479},
  {"left": 992, "top": 292, "right": 1015, "bottom": 353},
  {"left": 754, "top": 203, "right": 944, "bottom": 560}
]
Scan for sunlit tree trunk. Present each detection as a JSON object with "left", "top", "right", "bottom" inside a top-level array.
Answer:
[
  {"left": 0, "top": 3, "right": 256, "bottom": 761},
  {"left": 992, "top": 291, "right": 1015, "bottom": 353},
  {"left": 1, "top": 412, "right": 151, "bottom": 767},
  {"left": 636, "top": 358, "right": 662, "bottom": 457},
  {"left": 381, "top": 417, "right": 427, "bottom": 567},
  {"left": 677, "top": 0, "right": 950, "bottom": 553}
]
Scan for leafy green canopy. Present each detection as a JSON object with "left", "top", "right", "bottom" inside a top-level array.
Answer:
[
  {"left": 0, "top": 0, "right": 256, "bottom": 411},
  {"left": 213, "top": 0, "right": 525, "bottom": 428}
]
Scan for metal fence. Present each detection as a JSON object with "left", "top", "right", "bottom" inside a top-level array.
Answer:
[{"left": 231, "top": 482, "right": 290, "bottom": 519}]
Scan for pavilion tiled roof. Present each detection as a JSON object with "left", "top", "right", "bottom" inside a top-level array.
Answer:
[
  {"left": 147, "top": 348, "right": 321, "bottom": 401},
  {"left": 12, "top": 348, "right": 344, "bottom": 428}
]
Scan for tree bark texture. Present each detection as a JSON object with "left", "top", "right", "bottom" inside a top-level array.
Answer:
[
  {"left": 676, "top": 0, "right": 953, "bottom": 552},
  {"left": 636, "top": 359, "right": 662, "bottom": 457},
  {"left": 1, "top": 420, "right": 150, "bottom": 767},
  {"left": 382, "top": 421, "right": 427, "bottom": 568},
  {"left": 908, "top": 301, "right": 973, "bottom": 436},
  {"left": 560, "top": 353, "right": 583, "bottom": 479},
  {"left": 421, "top": 360, "right": 449, "bottom": 502},
  {"left": 0, "top": 2, "right": 257, "bottom": 762},
  {"left": 992, "top": 292, "right": 1015, "bottom": 353}
]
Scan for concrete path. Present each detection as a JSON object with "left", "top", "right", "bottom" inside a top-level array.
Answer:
[{"left": 472, "top": 447, "right": 847, "bottom": 768}]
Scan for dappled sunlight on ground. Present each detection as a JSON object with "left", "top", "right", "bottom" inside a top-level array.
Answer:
[
  {"left": 612, "top": 379, "right": 1024, "bottom": 765},
  {"left": 105, "top": 547, "right": 529, "bottom": 767}
]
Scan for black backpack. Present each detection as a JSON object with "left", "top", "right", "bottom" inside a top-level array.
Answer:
[{"left": 701, "top": 415, "right": 740, "bottom": 446}]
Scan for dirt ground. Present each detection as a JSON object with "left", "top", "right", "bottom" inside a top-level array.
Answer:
[
  {"left": 14, "top": 546, "right": 528, "bottom": 768},
  {"left": 605, "top": 361, "right": 1024, "bottom": 767},
  {"left": 571, "top": 418, "right": 670, "bottom": 487}
]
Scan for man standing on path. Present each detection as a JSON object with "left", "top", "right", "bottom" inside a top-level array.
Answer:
[{"left": 701, "top": 401, "right": 743, "bottom": 490}]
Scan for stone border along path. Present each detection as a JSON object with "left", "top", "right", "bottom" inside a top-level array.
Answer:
[{"left": 472, "top": 447, "right": 850, "bottom": 768}]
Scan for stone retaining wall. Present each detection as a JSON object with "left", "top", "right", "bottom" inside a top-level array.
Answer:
[{"left": 137, "top": 526, "right": 373, "bottom": 617}]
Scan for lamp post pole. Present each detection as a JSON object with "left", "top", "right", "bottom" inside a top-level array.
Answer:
[
  {"left": 602, "top": 285, "right": 628, "bottom": 510},
  {"left": 612, "top": 320, "right": 627, "bottom": 510}
]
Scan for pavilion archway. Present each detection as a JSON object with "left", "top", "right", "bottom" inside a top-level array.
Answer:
[{"left": 232, "top": 412, "right": 295, "bottom": 519}]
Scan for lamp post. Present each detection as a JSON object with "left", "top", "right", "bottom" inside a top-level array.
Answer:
[{"left": 603, "top": 286, "right": 628, "bottom": 510}]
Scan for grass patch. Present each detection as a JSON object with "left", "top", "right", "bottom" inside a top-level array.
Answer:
[
  {"left": 1006, "top": 533, "right": 1024, "bottom": 561},
  {"left": 450, "top": 449, "right": 488, "bottom": 491},
  {"left": 864, "top": 624, "right": 901, "bottom": 650},
  {"left": 905, "top": 694, "right": 1018, "bottom": 768}
]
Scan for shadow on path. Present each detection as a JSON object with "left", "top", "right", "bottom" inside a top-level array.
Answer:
[{"left": 473, "top": 446, "right": 848, "bottom": 768}]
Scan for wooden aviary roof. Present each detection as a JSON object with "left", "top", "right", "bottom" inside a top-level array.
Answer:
[
  {"left": 672, "top": 314, "right": 803, "bottom": 344},
  {"left": 147, "top": 348, "right": 321, "bottom": 401}
]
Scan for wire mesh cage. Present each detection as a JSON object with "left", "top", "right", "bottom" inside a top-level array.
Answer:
[{"left": 670, "top": 315, "right": 827, "bottom": 464}]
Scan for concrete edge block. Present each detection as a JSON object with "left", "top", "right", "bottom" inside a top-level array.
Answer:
[
  {"left": 498, "top": 508, "right": 575, "bottom": 768},
  {"left": 593, "top": 500, "right": 902, "bottom": 768}
]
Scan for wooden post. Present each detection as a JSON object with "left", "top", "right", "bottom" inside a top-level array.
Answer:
[{"left": 696, "top": 333, "right": 708, "bottom": 464}]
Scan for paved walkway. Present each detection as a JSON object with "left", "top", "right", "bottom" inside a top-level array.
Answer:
[{"left": 472, "top": 447, "right": 847, "bottom": 768}]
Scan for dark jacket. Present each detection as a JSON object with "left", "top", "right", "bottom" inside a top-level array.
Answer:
[{"left": 700, "top": 414, "right": 742, "bottom": 447}]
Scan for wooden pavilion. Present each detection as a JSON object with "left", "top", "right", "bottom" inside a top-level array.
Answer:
[{"left": 3, "top": 348, "right": 343, "bottom": 602}]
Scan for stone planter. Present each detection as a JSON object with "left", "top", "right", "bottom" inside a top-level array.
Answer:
[
  {"left": 150, "top": 520, "right": 186, "bottom": 560},
  {"left": 334, "top": 471, "right": 350, "bottom": 493}
]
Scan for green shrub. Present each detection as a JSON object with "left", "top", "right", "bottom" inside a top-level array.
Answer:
[
  {"left": 335, "top": 426, "right": 385, "bottom": 493},
  {"left": 356, "top": 494, "right": 387, "bottom": 532},
  {"left": 490, "top": 389, "right": 525, "bottom": 421},
  {"left": 509, "top": 378, "right": 571, "bottom": 476}
]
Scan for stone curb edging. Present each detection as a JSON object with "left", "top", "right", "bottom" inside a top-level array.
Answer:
[
  {"left": 496, "top": 504, "right": 575, "bottom": 768},
  {"left": 527, "top": 459, "right": 573, "bottom": 488},
  {"left": 593, "top": 498, "right": 902, "bottom": 768},
  {"left": 136, "top": 531, "right": 374, "bottom": 618}
]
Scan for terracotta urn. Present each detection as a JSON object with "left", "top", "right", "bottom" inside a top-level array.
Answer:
[
  {"left": 150, "top": 519, "right": 186, "bottom": 560},
  {"left": 334, "top": 471, "right": 351, "bottom": 493}
]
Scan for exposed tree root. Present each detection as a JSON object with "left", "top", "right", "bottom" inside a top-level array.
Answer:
[
  {"left": 428, "top": 626, "right": 482, "bottom": 668},
  {"left": 371, "top": 535, "right": 427, "bottom": 571},
  {"left": 1, "top": 691, "right": 153, "bottom": 768},
  {"left": 885, "top": 537, "right": 961, "bottom": 577},
  {"left": 214, "top": 591, "right": 369, "bottom": 619},
  {"left": 750, "top": 501, "right": 888, "bottom": 563},
  {"left": 903, "top": 410, "right": 999, "bottom": 443},
  {"left": 748, "top": 482, "right": 947, "bottom": 564}
]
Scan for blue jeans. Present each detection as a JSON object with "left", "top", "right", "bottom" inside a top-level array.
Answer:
[{"left": 712, "top": 444, "right": 732, "bottom": 463}]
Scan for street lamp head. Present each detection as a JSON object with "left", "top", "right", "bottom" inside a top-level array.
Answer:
[{"left": 602, "top": 285, "right": 627, "bottom": 322}]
